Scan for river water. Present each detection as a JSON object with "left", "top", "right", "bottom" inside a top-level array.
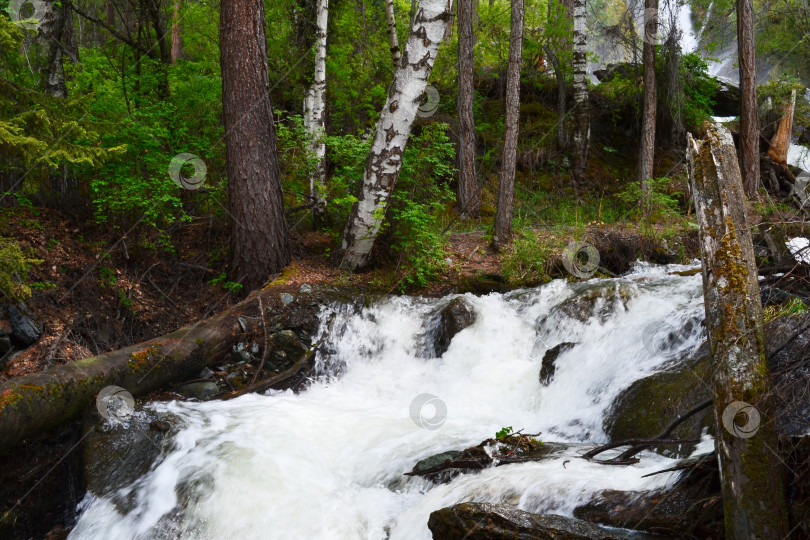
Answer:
[{"left": 70, "top": 263, "right": 713, "bottom": 539}]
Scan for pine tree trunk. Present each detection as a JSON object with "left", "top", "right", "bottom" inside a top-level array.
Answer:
[
  {"left": 638, "top": 0, "right": 657, "bottom": 212},
  {"left": 220, "top": 0, "right": 290, "bottom": 290},
  {"left": 687, "top": 124, "right": 789, "bottom": 539},
  {"left": 493, "top": 0, "right": 523, "bottom": 248},
  {"left": 737, "top": 0, "right": 760, "bottom": 197},
  {"left": 385, "top": 0, "right": 401, "bottom": 66},
  {"left": 339, "top": 0, "right": 454, "bottom": 271},
  {"left": 571, "top": 0, "right": 588, "bottom": 182},
  {"left": 170, "top": 0, "right": 184, "bottom": 64},
  {"left": 457, "top": 0, "right": 479, "bottom": 217},
  {"left": 304, "top": 0, "right": 329, "bottom": 226}
]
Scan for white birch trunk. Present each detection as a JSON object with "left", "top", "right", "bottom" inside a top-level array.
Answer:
[
  {"left": 339, "top": 0, "right": 453, "bottom": 271},
  {"left": 385, "top": 0, "right": 402, "bottom": 66},
  {"left": 571, "top": 0, "right": 589, "bottom": 180},
  {"left": 303, "top": 0, "right": 329, "bottom": 224}
]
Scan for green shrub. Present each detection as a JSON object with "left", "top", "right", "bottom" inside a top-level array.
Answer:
[
  {"left": 0, "top": 237, "right": 42, "bottom": 301},
  {"left": 502, "top": 230, "right": 553, "bottom": 286}
]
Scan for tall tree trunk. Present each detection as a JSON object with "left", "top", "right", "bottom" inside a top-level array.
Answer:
[
  {"left": 493, "top": 0, "right": 523, "bottom": 248},
  {"left": 571, "top": 0, "right": 588, "bottom": 182},
  {"left": 304, "top": 0, "right": 329, "bottom": 226},
  {"left": 339, "top": 0, "right": 454, "bottom": 271},
  {"left": 546, "top": 0, "right": 572, "bottom": 150},
  {"left": 766, "top": 88, "right": 795, "bottom": 165},
  {"left": 220, "top": 0, "right": 290, "bottom": 289},
  {"left": 737, "top": 0, "right": 760, "bottom": 197},
  {"left": 384, "top": 0, "right": 401, "bottom": 66},
  {"left": 687, "top": 124, "right": 789, "bottom": 539},
  {"left": 457, "top": 0, "right": 479, "bottom": 217},
  {"left": 170, "top": 0, "right": 184, "bottom": 63},
  {"left": 638, "top": 0, "right": 657, "bottom": 212}
]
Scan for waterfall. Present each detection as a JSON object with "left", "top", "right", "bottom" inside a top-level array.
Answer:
[{"left": 69, "top": 263, "right": 712, "bottom": 539}]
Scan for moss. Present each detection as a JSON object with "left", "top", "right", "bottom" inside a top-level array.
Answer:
[
  {"left": 128, "top": 346, "right": 164, "bottom": 372},
  {"left": 0, "top": 388, "right": 23, "bottom": 409}
]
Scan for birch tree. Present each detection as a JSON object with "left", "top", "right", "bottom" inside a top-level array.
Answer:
[
  {"left": 339, "top": 0, "right": 454, "bottom": 271},
  {"left": 304, "top": 0, "right": 329, "bottom": 225},
  {"left": 493, "top": 0, "right": 523, "bottom": 247},
  {"left": 457, "top": 0, "right": 480, "bottom": 217},
  {"left": 737, "top": 0, "right": 760, "bottom": 197},
  {"left": 385, "top": 0, "right": 402, "bottom": 66},
  {"left": 637, "top": 0, "right": 658, "bottom": 211},
  {"left": 571, "top": 0, "right": 588, "bottom": 181}
]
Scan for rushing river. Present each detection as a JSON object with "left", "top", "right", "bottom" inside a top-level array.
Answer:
[{"left": 70, "top": 263, "right": 714, "bottom": 539}]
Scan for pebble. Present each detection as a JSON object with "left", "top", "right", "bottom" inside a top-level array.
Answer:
[{"left": 280, "top": 293, "right": 294, "bottom": 305}]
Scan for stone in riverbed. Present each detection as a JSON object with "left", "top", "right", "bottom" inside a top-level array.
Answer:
[
  {"left": 433, "top": 297, "right": 476, "bottom": 357},
  {"left": 177, "top": 381, "right": 220, "bottom": 401},
  {"left": 427, "top": 502, "right": 634, "bottom": 539},
  {"left": 539, "top": 343, "right": 576, "bottom": 385}
]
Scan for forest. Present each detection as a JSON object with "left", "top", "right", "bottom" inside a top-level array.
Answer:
[{"left": 1, "top": 0, "right": 810, "bottom": 537}]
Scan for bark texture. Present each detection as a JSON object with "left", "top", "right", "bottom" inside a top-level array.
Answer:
[
  {"left": 687, "top": 123, "right": 789, "bottom": 539},
  {"left": 493, "top": 0, "right": 523, "bottom": 248},
  {"left": 766, "top": 88, "right": 796, "bottom": 165},
  {"left": 170, "top": 0, "right": 184, "bottom": 64},
  {"left": 339, "top": 0, "right": 454, "bottom": 271},
  {"left": 571, "top": 0, "right": 588, "bottom": 181},
  {"left": 385, "top": 0, "right": 401, "bottom": 66},
  {"left": 545, "top": 0, "right": 572, "bottom": 150},
  {"left": 637, "top": 0, "right": 658, "bottom": 210},
  {"left": 220, "top": 0, "right": 290, "bottom": 289},
  {"left": 41, "top": 0, "right": 76, "bottom": 98},
  {"left": 304, "top": 0, "right": 329, "bottom": 225},
  {"left": 457, "top": 0, "right": 479, "bottom": 217},
  {"left": 737, "top": 0, "right": 760, "bottom": 197}
]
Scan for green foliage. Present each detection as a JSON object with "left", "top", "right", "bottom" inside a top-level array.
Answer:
[
  {"left": 208, "top": 272, "right": 244, "bottom": 293},
  {"left": 496, "top": 426, "right": 514, "bottom": 439},
  {"left": 386, "top": 123, "right": 456, "bottom": 289},
  {"left": 275, "top": 112, "right": 318, "bottom": 206},
  {"left": 759, "top": 74, "right": 810, "bottom": 137},
  {"left": 764, "top": 297, "right": 808, "bottom": 323},
  {"left": 616, "top": 177, "right": 681, "bottom": 220},
  {"left": 502, "top": 229, "right": 553, "bottom": 286},
  {"left": 0, "top": 236, "right": 42, "bottom": 301}
]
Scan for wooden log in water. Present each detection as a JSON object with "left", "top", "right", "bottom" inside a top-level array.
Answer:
[{"left": 687, "top": 123, "right": 789, "bottom": 538}]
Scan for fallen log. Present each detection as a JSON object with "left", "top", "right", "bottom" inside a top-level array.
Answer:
[
  {"left": 0, "top": 284, "right": 326, "bottom": 453},
  {"left": 687, "top": 123, "right": 790, "bottom": 538}
]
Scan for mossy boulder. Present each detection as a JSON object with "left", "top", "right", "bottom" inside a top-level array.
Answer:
[
  {"left": 428, "top": 503, "right": 634, "bottom": 539},
  {"left": 603, "top": 346, "right": 713, "bottom": 458},
  {"left": 541, "top": 282, "right": 637, "bottom": 326}
]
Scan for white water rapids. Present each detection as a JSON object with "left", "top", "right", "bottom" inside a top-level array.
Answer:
[{"left": 70, "top": 263, "right": 714, "bottom": 539}]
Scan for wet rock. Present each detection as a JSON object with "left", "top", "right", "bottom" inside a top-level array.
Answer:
[
  {"left": 428, "top": 502, "right": 632, "bottom": 539},
  {"left": 198, "top": 367, "right": 215, "bottom": 380},
  {"left": 458, "top": 271, "right": 510, "bottom": 295},
  {"left": 573, "top": 459, "right": 722, "bottom": 538},
  {"left": 8, "top": 302, "right": 42, "bottom": 347},
  {"left": 81, "top": 408, "right": 173, "bottom": 498},
  {"left": 408, "top": 437, "right": 566, "bottom": 485},
  {"left": 713, "top": 77, "right": 740, "bottom": 116},
  {"left": 280, "top": 292, "right": 294, "bottom": 305},
  {"left": 540, "top": 343, "right": 576, "bottom": 385},
  {"left": 433, "top": 297, "right": 477, "bottom": 357},
  {"left": 603, "top": 346, "right": 713, "bottom": 458},
  {"left": 761, "top": 286, "right": 792, "bottom": 307},
  {"left": 149, "top": 420, "right": 171, "bottom": 432},
  {"left": 176, "top": 381, "right": 220, "bottom": 401},
  {"left": 542, "top": 283, "right": 637, "bottom": 326},
  {"left": 593, "top": 62, "right": 640, "bottom": 84}
]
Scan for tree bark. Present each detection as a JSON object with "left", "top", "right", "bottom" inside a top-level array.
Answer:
[
  {"left": 571, "top": 0, "right": 588, "bottom": 182},
  {"left": 766, "top": 88, "right": 796, "bottom": 165},
  {"left": 687, "top": 123, "right": 789, "bottom": 539},
  {"left": 304, "top": 0, "right": 329, "bottom": 226},
  {"left": 220, "top": 0, "right": 290, "bottom": 289},
  {"left": 637, "top": 0, "right": 658, "bottom": 212},
  {"left": 493, "top": 0, "right": 523, "bottom": 248},
  {"left": 385, "top": 0, "right": 401, "bottom": 66},
  {"left": 170, "top": 0, "right": 184, "bottom": 64},
  {"left": 457, "top": 0, "right": 479, "bottom": 217},
  {"left": 737, "top": 0, "right": 760, "bottom": 197},
  {"left": 545, "top": 0, "right": 572, "bottom": 150},
  {"left": 339, "top": 0, "right": 454, "bottom": 271}
]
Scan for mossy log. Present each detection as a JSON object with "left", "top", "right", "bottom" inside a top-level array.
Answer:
[
  {"left": 0, "top": 285, "right": 315, "bottom": 453},
  {"left": 687, "top": 123, "right": 790, "bottom": 538}
]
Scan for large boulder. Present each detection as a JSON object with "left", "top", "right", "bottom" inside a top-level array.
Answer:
[
  {"left": 713, "top": 77, "right": 740, "bottom": 116},
  {"left": 541, "top": 283, "right": 637, "bottom": 327},
  {"left": 427, "top": 503, "right": 636, "bottom": 539},
  {"left": 603, "top": 345, "right": 713, "bottom": 458},
  {"left": 7, "top": 303, "right": 41, "bottom": 348},
  {"left": 539, "top": 343, "right": 576, "bottom": 385}
]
